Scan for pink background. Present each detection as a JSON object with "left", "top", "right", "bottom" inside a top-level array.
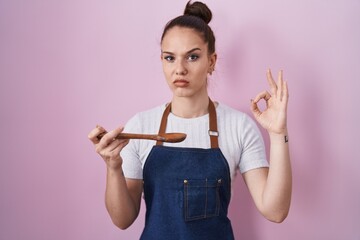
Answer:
[{"left": 1, "top": 0, "right": 359, "bottom": 239}]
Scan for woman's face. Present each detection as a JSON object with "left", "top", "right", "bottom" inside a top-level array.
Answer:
[{"left": 161, "top": 26, "right": 216, "bottom": 99}]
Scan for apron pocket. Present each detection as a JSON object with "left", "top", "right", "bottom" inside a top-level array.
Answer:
[{"left": 183, "top": 178, "right": 222, "bottom": 221}]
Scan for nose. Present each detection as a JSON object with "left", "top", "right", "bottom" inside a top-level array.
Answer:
[{"left": 175, "top": 60, "right": 188, "bottom": 75}]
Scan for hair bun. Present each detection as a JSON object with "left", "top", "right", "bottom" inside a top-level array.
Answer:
[{"left": 184, "top": 1, "right": 212, "bottom": 24}]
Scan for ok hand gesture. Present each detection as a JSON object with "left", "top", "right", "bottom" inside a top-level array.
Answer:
[{"left": 251, "top": 69, "right": 289, "bottom": 135}]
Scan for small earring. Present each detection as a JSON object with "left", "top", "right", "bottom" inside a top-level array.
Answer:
[{"left": 209, "top": 68, "right": 214, "bottom": 75}]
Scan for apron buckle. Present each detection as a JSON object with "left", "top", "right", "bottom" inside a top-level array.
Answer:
[{"left": 208, "top": 130, "right": 219, "bottom": 136}]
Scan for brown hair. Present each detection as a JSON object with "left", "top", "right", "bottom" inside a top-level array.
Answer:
[{"left": 161, "top": 1, "right": 216, "bottom": 54}]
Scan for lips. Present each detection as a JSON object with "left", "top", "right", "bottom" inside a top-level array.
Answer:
[{"left": 173, "top": 79, "right": 189, "bottom": 87}]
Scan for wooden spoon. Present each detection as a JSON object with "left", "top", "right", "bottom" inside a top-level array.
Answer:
[{"left": 97, "top": 132, "right": 186, "bottom": 143}]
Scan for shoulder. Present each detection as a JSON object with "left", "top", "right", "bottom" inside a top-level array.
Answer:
[
  {"left": 133, "top": 104, "right": 166, "bottom": 121},
  {"left": 124, "top": 104, "right": 166, "bottom": 133},
  {"left": 216, "top": 102, "right": 260, "bottom": 137},
  {"left": 216, "top": 102, "right": 250, "bottom": 122}
]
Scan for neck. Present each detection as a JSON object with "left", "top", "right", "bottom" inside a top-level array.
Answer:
[{"left": 171, "top": 95, "right": 210, "bottom": 118}]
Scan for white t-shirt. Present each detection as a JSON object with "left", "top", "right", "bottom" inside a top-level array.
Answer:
[{"left": 121, "top": 103, "right": 269, "bottom": 181}]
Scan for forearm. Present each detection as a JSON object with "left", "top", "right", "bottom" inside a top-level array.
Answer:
[
  {"left": 262, "top": 131, "right": 292, "bottom": 222},
  {"left": 105, "top": 167, "right": 140, "bottom": 229}
]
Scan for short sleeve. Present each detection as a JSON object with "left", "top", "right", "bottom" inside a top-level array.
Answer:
[
  {"left": 120, "top": 114, "right": 143, "bottom": 179},
  {"left": 239, "top": 114, "right": 269, "bottom": 173}
]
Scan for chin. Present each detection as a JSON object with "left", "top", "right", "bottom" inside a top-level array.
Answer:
[{"left": 171, "top": 89, "right": 194, "bottom": 98}]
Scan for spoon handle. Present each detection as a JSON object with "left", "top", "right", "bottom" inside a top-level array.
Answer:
[
  {"left": 116, "top": 133, "right": 164, "bottom": 141},
  {"left": 96, "top": 132, "right": 164, "bottom": 141}
]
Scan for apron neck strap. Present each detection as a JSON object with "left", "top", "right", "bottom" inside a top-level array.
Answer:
[{"left": 156, "top": 98, "right": 219, "bottom": 148}]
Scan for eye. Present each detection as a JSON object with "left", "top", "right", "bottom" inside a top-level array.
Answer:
[
  {"left": 164, "top": 55, "right": 175, "bottom": 62},
  {"left": 188, "top": 54, "right": 199, "bottom": 61}
]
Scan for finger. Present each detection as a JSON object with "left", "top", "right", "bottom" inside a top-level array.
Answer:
[
  {"left": 111, "top": 139, "right": 129, "bottom": 154},
  {"left": 106, "top": 139, "right": 129, "bottom": 152},
  {"left": 266, "top": 69, "right": 277, "bottom": 96},
  {"left": 253, "top": 91, "right": 271, "bottom": 103},
  {"left": 98, "top": 126, "right": 124, "bottom": 148},
  {"left": 100, "top": 139, "right": 129, "bottom": 160},
  {"left": 277, "top": 70, "right": 284, "bottom": 100},
  {"left": 88, "top": 125, "right": 107, "bottom": 144},
  {"left": 283, "top": 80, "right": 289, "bottom": 105},
  {"left": 250, "top": 99, "right": 262, "bottom": 117},
  {"left": 96, "top": 138, "right": 125, "bottom": 155}
]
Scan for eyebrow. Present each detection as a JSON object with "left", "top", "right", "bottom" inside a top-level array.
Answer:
[{"left": 161, "top": 47, "right": 202, "bottom": 55}]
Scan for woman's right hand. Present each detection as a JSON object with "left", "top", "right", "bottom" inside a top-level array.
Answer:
[{"left": 88, "top": 125, "right": 129, "bottom": 170}]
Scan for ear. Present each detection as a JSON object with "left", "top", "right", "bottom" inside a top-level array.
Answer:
[{"left": 208, "top": 53, "right": 217, "bottom": 74}]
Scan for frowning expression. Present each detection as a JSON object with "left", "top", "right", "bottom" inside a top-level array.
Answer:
[{"left": 161, "top": 26, "right": 216, "bottom": 98}]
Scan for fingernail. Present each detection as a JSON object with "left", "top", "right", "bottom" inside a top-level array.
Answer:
[{"left": 96, "top": 125, "right": 105, "bottom": 131}]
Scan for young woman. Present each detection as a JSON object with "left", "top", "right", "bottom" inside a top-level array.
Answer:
[{"left": 88, "top": 1, "right": 291, "bottom": 239}]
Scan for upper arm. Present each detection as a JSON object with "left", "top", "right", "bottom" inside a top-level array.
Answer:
[
  {"left": 238, "top": 114, "right": 268, "bottom": 173},
  {"left": 126, "top": 178, "right": 143, "bottom": 216},
  {"left": 242, "top": 167, "right": 268, "bottom": 212}
]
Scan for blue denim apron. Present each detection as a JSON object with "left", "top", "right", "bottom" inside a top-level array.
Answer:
[{"left": 140, "top": 100, "right": 235, "bottom": 240}]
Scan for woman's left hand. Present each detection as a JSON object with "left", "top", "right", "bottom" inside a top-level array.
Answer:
[{"left": 251, "top": 69, "right": 289, "bottom": 135}]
